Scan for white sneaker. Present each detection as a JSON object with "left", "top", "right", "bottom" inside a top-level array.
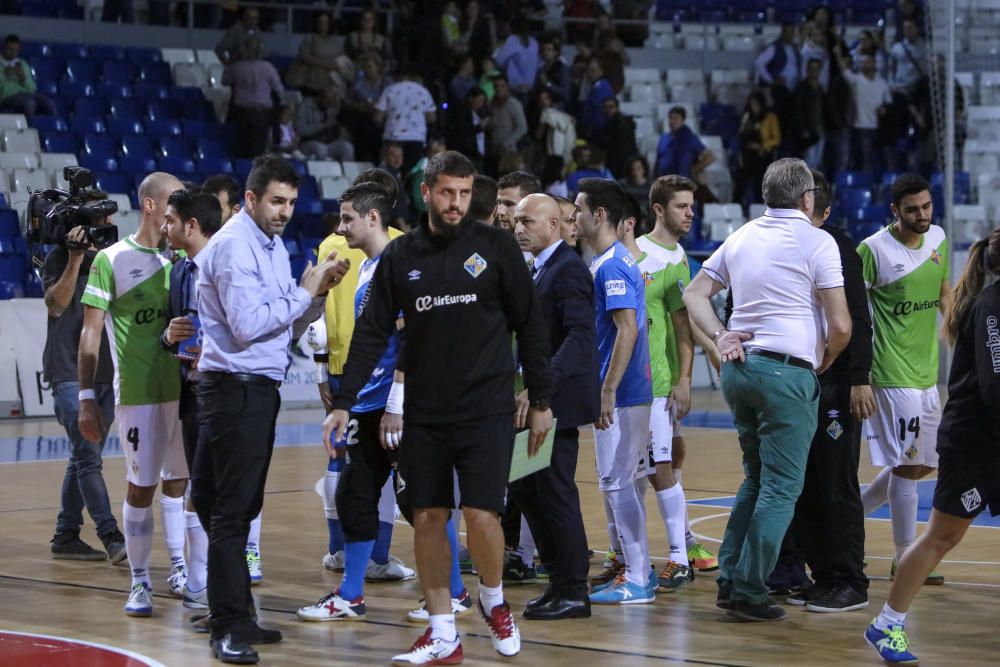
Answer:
[
  {"left": 322, "top": 550, "right": 345, "bottom": 572},
  {"left": 479, "top": 600, "right": 520, "bottom": 657},
  {"left": 246, "top": 548, "right": 263, "bottom": 585},
  {"left": 391, "top": 629, "right": 463, "bottom": 665},
  {"left": 182, "top": 584, "right": 209, "bottom": 610},
  {"left": 406, "top": 590, "right": 473, "bottom": 623},
  {"left": 366, "top": 555, "right": 416, "bottom": 582},
  {"left": 124, "top": 582, "right": 153, "bottom": 617},
  {"left": 296, "top": 589, "right": 367, "bottom": 622},
  {"left": 166, "top": 565, "right": 187, "bottom": 598}
]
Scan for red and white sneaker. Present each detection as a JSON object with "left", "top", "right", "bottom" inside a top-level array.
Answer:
[
  {"left": 478, "top": 600, "right": 520, "bottom": 657},
  {"left": 296, "top": 589, "right": 366, "bottom": 621},
  {"left": 391, "top": 629, "right": 464, "bottom": 665}
]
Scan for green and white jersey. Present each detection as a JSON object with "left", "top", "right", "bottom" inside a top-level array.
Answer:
[
  {"left": 637, "top": 234, "right": 690, "bottom": 397},
  {"left": 857, "top": 224, "right": 949, "bottom": 389},
  {"left": 81, "top": 235, "right": 180, "bottom": 405}
]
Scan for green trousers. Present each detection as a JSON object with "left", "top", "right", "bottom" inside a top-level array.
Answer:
[{"left": 718, "top": 354, "right": 820, "bottom": 604}]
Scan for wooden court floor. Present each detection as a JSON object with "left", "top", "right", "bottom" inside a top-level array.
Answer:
[{"left": 0, "top": 390, "right": 996, "bottom": 666}]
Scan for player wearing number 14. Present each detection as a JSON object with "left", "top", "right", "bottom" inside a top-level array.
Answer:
[{"left": 856, "top": 175, "right": 952, "bottom": 581}]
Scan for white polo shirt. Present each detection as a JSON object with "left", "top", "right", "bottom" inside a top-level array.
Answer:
[{"left": 701, "top": 208, "right": 843, "bottom": 369}]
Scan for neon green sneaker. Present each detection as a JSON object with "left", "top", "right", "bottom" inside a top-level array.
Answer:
[
  {"left": 687, "top": 543, "right": 719, "bottom": 572},
  {"left": 890, "top": 558, "right": 943, "bottom": 585}
]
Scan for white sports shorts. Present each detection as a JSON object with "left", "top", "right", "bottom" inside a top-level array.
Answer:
[
  {"left": 117, "top": 401, "right": 188, "bottom": 487},
  {"left": 863, "top": 386, "right": 941, "bottom": 468},
  {"left": 594, "top": 404, "right": 651, "bottom": 491}
]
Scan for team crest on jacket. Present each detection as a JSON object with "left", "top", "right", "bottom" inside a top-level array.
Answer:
[{"left": 464, "top": 253, "right": 487, "bottom": 278}]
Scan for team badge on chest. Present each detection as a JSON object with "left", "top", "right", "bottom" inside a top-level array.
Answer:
[{"left": 464, "top": 253, "right": 487, "bottom": 278}]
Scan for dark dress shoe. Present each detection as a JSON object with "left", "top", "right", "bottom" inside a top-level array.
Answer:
[
  {"left": 726, "top": 599, "right": 787, "bottom": 622},
  {"left": 522, "top": 593, "right": 591, "bottom": 620},
  {"left": 526, "top": 586, "right": 556, "bottom": 609},
  {"left": 247, "top": 624, "right": 283, "bottom": 645},
  {"left": 211, "top": 634, "right": 259, "bottom": 664},
  {"left": 716, "top": 582, "right": 732, "bottom": 609}
]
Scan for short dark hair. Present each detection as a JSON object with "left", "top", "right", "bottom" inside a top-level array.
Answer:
[
  {"left": 496, "top": 170, "right": 541, "bottom": 197},
  {"left": 891, "top": 173, "right": 931, "bottom": 208},
  {"left": 353, "top": 167, "right": 399, "bottom": 205},
  {"left": 649, "top": 174, "right": 696, "bottom": 210},
  {"left": 203, "top": 174, "right": 240, "bottom": 206},
  {"left": 810, "top": 169, "right": 832, "bottom": 214},
  {"left": 339, "top": 182, "right": 392, "bottom": 230},
  {"left": 246, "top": 154, "right": 300, "bottom": 198},
  {"left": 168, "top": 188, "right": 223, "bottom": 237},
  {"left": 423, "top": 150, "right": 476, "bottom": 188},
  {"left": 466, "top": 86, "right": 486, "bottom": 101},
  {"left": 577, "top": 177, "right": 625, "bottom": 226},
  {"left": 3, "top": 34, "right": 20, "bottom": 46},
  {"left": 668, "top": 105, "right": 686, "bottom": 120},
  {"left": 469, "top": 174, "right": 498, "bottom": 222},
  {"left": 807, "top": 57, "right": 823, "bottom": 69},
  {"left": 490, "top": 72, "right": 509, "bottom": 86},
  {"left": 622, "top": 191, "right": 644, "bottom": 233}
]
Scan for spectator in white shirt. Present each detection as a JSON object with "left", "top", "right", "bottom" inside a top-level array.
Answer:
[
  {"left": 837, "top": 49, "right": 892, "bottom": 173},
  {"left": 889, "top": 19, "right": 927, "bottom": 98}
]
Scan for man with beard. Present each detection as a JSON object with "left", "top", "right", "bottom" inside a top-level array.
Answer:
[
  {"left": 325, "top": 151, "right": 553, "bottom": 664},
  {"left": 495, "top": 171, "right": 540, "bottom": 233}
]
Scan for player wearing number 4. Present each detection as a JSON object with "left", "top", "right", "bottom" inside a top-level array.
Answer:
[
  {"left": 297, "top": 183, "right": 418, "bottom": 623},
  {"left": 857, "top": 174, "right": 952, "bottom": 584}
]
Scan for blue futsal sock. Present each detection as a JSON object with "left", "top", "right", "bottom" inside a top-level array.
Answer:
[
  {"left": 326, "top": 458, "right": 345, "bottom": 554},
  {"left": 339, "top": 540, "right": 374, "bottom": 601},
  {"left": 371, "top": 521, "right": 393, "bottom": 565},
  {"left": 446, "top": 518, "right": 465, "bottom": 597}
]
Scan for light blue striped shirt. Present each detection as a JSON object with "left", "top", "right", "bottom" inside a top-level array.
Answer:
[{"left": 195, "top": 209, "right": 312, "bottom": 381}]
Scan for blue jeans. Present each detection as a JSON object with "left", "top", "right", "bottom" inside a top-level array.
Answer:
[{"left": 53, "top": 381, "right": 118, "bottom": 536}]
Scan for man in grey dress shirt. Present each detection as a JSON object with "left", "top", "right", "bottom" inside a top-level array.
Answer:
[{"left": 193, "top": 155, "right": 348, "bottom": 664}]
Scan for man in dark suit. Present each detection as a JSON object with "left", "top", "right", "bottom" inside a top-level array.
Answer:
[{"left": 509, "top": 193, "right": 600, "bottom": 620}]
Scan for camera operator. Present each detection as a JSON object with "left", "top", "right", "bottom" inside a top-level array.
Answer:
[{"left": 42, "top": 192, "right": 127, "bottom": 563}]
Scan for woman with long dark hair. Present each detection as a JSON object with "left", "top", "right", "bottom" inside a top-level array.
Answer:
[
  {"left": 865, "top": 229, "right": 1000, "bottom": 665},
  {"left": 733, "top": 91, "right": 780, "bottom": 210}
]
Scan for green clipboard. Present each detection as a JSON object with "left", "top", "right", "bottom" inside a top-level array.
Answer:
[{"left": 508, "top": 419, "right": 557, "bottom": 483}]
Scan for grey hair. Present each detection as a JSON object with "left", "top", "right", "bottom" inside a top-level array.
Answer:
[{"left": 762, "top": 158, "right": 813, "bottom": 209}]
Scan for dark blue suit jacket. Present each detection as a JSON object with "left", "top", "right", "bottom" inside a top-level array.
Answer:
[
  {"left": 162, "top": 257, "right": 190, "bottom": 355},
  {"left": 533, "top": 241, "right": 600, "bottom": 429}
]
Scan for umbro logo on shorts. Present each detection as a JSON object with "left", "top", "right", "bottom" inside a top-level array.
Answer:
[{"left": 961, "top": 488, "right": 982, "bottom": 514}]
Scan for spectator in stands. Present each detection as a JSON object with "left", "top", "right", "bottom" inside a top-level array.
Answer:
[
  {"left": 800, "top": 23, "right": 830, "bottom": 91},
  {"left": 733, "top": 92, "right": 780, "bottom": 209},
  {"left": 535, "top": 35, "right": 571, "bottom": 107},
  {"left": 272, "top": 104, "right": 306, "bottom": 160},
  {"left": 889, "top": 18, "right": 927, "bottom": 100},
  {"left": 287, "top": 12, "right": 350, "bottom": 98},
  {"left": 377, "top": 142, "right": 410, "bottom": 223},
  {"left": 592, "top": 12, "right": 630, "bottom": 95},
  {"left": 296, "top": 88, "right": 355, "bottom": 162},
  {"left": 618, "top": 155, "right": 652, "bottom": 223},
  {"left": 101, "top": 0, "right": 134, "bottom": 23},
  {"left": 215, "top": 6, "right": 260, "bottom": 65},
  {"left": 493, "top": 16, "right": 539, "bottom": 102},
  {"left": 851, "top": 29, "right": 888, "bottom": 78},
  {"left": 343, "top": 53, "right": 391, "bottom": 163},
  {"left": 483, "top": 73, "right": 528, "bottom": 176},
  {"left": 345, "top": 9, "right": 393, "bottom": 73},
  {"left": 612, "top": 0, "right": 652, "bottom": 48},
  {"left": 222, "top": 38, "right": 282, "bottom": 159},
  {"left": 373, "top": 69, "right": 437, "bottom": 174},
  {"left": 0, "top": 34, "right": 55, "bottom": 118},
  {"left": 478, "top": 55, "right": 502, "bottom": 100},
  {"left": 836, "top": 48, "right": 891, "bottom": 173},
  {"left": 654, "top": 105, "right": 714, "bottom": 179},
  {"left": 448, "top": 55, "right": 479, "bottom": 106},
  {"left": 825, "top": 63, "right": 854, "bottom": 177},
  {"left": 794, "top": 58, "right": 827, "bottom": 169},
  {"left": 578, "top": 57, "right": 614, "bottom": 139},
  {"left": 593, "top": 97, "right": 638, "bottom": 179},
  {"left": 460, "top": 0, "right": 496, "bottom": 61},
  {"left": 893, "top": 0, "right": 924, "bottom": 44},
  {"left": 534, "top": 89, "right": 576, "bottom": 165},
  {"left": 911, "top": 54, "right": 965, "bottom": 174},
  {"left": 566, "top": 146, "right": 612, "bottom": 196},
  {"left": 203, "top": 174, "right": 242, "bottom": 223},
  {"left": 563, "top": 0, "right": 599, "bottom": 44},
  {"left": 442, "top": 1, "right": 463, "bottom": 55},
  {"left": 446, "top": 86, "right": 487, "bottom": 170},
  {"left": 541, "top": 155, "right": 568, "bottom": 198},
  {"left": 754, "top": 22, "right": 800, "bottom": 155}
]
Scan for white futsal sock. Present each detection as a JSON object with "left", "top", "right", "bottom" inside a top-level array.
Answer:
[
  {"left": 863, "top": 467, "right": 892, "bottom": 515},
  {"left": 875, "top": 602, "right": 908, "bottom": 630},
  {"left": 655, "top": 483, "right": 690, "bottom": 567},
  {"left": 888, "top": 474, "right": 918, "bottom": 560},
  {"left": 674, "top": 469, "right": 697, "bottom": 549},
  {"left": 160, "top": 494, "right": 186, "bottom": 569},
  {"left": 247, "top": 510, "right": 262, "bottom": 551},
  {"left": 605, "top": 485, "right": 649, "bottom": 587},
  {"left": 378, "top": 477, "right": 396, "bottom": 524},
  {"left": 603, "top": 494, "right": 623, "bottom": 559},
  {"left": 123, "top": 501, "right": 154, "bottom": 587},
  {"left": 324, "top": 469, "right": 340, "bottom": 522},
  {"left": 517, "top": 515, "right": 535, "bottom": 568},
  {"left": 429, "top": 613, "right": 458, "bottom": 642},
  {"left": 478, "top": 580, "right": 504, "bottom": 612},
  {"left": 185, "top": 510, "right": 208, "bottom": 593}
]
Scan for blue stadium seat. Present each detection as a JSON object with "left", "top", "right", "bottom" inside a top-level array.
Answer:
[
  {"left": 109, "top": 98, "right": 144, "bottom": 120},
  {"left": 198, "top": 157, "right": 234, "bottom": 175},
  {"left": 30, "top": 56, "right": 62, "bottom": 85},
  {"left": 94, "top": 172, "right": 130, "bottom": 194},
  {"left": 84, "top": 133, "right": 120, "bottom": 158},
  {"left": 19, "top": 41, "right": 50, "bottom": 59},
  {"left": 0, "top": 254, "right": 27, "bottom": 283},
  {"left": 158, "top": 136, "right": 192, "bottom": 158},
  {"left": 65, "top": 58, "right": 99, "bottom": 84},
  {"left": 42, "top": 131, "right": 79, "bottom": 154},
  {"left": 196, "top": 137, "right": 227, "bottom": 159},
  {"left": 103, "top": 61, "right": 136, "bottom": 85},
  {"left": 235, "top": 159, "right": 253, "bottom": 183},
  {"left": 181, "top": 120, "right": 216, "bottom": 138},
  {"left": 288, "top": 254, "right": 307, "bottom": 281},
  {"left": 158, "top": 156, "right": 197, "bottom": 175},
  {"left": 28, "top": 116, "right": 68, "bottom": 133},
  {"left": 60, "top": 80, "right": 95, "bottom": 99},
  {"left": 133, "top": 83, "right": 169, "bottom": 102},
  {"left": 122, "top": 154, "right": 159, "bottom": 174},
  {"left": 139, "top": 62, "right": 173, "bottom": 85},
  {"left": 69, "top": 117, "right": 106, "bottom": 135},
  {"left": 0, "top": 194, "right": 8, "bottom": 209},
  {"left": 21, "top": 0, "right": 56, "bottom": 16},
  {"left": 930, "top": 171, "right": 971, "bottom": 200},
  {"left": 98, "top": 81, "right": 133, "bottom": 99},
  {"left": 146, "top": 101, "right": 179, "bottom": 122},
  {"left": 107, "top": 117, "right": 145, "bottom": 136},
  {"left": 297, "top": 214, "right": 328, "bottom": 238},
  {"left": 835, "top": 171, "right": 875, "bottom": 191},
  {"left": 121, "top": 135, "right": 156, "bottom": 158},
  {"left": 81, "top": 155, "right": 120, "bottom": 173},
  {"left": 125, "top": 47, "right": 162, "bottom": 63},
  {"left": 289, "top": 160, "right": 308, "bottom": 177},
  {"left": 146, "top": 119, "right": 183, "bottom": 137},
  {"left": 91, "top": 44, "right": 126, "bottom": 61},
  {"left": 848, "top": 221, "right": 885, "bottom": 243},
  {"left": 0, "top": 210, "right": 19, "bottom": 242},
  {"left": 36, "top": 79, "right": 59, "bottom": 97},
  {"left": 838, "top": 188, "right": 873, "bottom": 210},
  {"left": 51, "top": 43, "right": 89, "bottom": 60},
  {"left": 180, "top": 101, "right": 215, "bottom": 122},
  {"left": 0, "top": 281, "right": 26, "bottom": 300},
  {"left": 173, "top": 87, "right": 206, "bottom": 103}
]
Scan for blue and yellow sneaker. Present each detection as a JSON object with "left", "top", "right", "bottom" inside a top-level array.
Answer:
[
  {"left": 589, "top": 573, "right": 655, "bottom": 605},
  {"left": 865, "top": 620, "right": 919, "bottom": 665}
]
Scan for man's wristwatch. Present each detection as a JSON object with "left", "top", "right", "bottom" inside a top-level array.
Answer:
[{"left": 529, "top": 398, "right": 550, "bottom": 411}]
